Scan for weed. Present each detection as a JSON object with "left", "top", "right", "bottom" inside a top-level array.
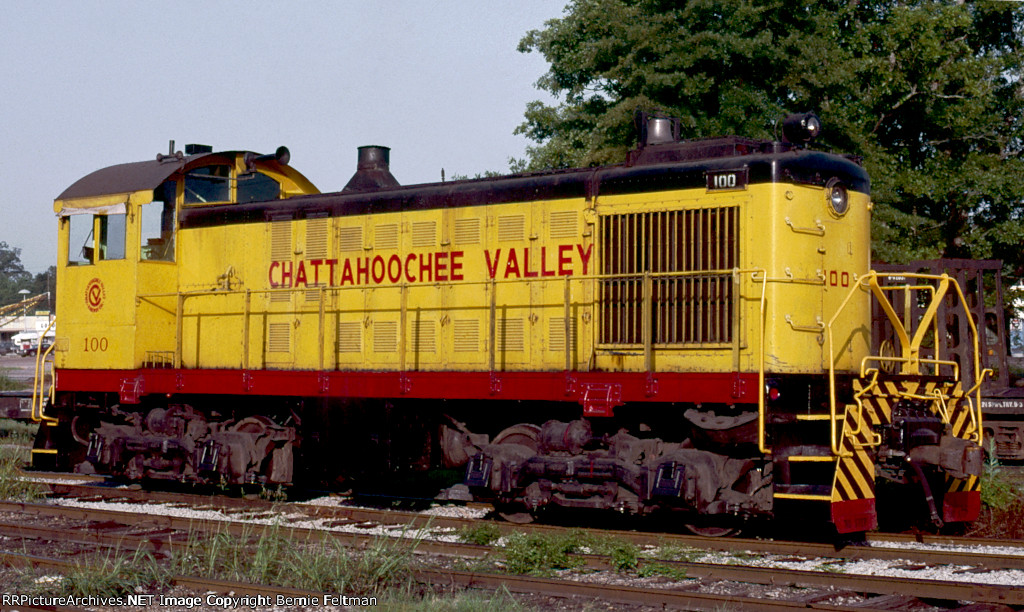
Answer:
[
  {"left": 258, "top": 484, "right": 288, "bottom": 502},
  {"left": 62, "top": 548, "right": 166, "bottom": 598},
  {"left": 379, "top": 585, "right": 528, "bottom": 611},
  {"left": 458, "top": 523, "right": 502, "bottom": 546},
  {"left": 637, "top": 561, "right": 689, "bottom": 581},
  {"left": 501, "top": 531, "right": 585, "bottom": 576},
  {"left": 0, "top": 371, "right": 25, "bottom": 392},
  {"left": 980, "top": 463, "right": 1019, "bottom": 510},
  {"left": 0, "top": 445, "right": 43, "bottom": 501},
  {"left": 579, "top": 534, "right": 638, "bottom": 571},
  {"left": 0, "top": 418, "right": 37, "bottom": 445},
  {"left": 169, "top": 521, "right": 422, "bottom": 596}
]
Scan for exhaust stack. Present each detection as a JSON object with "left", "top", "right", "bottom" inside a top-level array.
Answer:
[{"left": 343, "top": 145, "right": 400, "bottom": 192}]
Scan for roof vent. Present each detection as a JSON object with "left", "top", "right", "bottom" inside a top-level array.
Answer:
[{"left": 343, "top": 146, "right": 400, "bottom": 192}]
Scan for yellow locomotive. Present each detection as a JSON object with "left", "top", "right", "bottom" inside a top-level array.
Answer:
[{"left": 33, "top": 113, "right": 985, "bottom": 534}]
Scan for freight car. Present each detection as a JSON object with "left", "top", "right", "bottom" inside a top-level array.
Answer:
[{"left": 32, "top": 113, "right": 986, "bottom": 534}]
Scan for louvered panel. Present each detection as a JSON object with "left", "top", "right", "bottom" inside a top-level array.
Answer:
[
  {"left": 373, "top": 321, "right": 398, "bottom": 353},
  {"left": 306, "top": 215, "right": 328, "bottom": 258},
  {"left": 305, "top": 287, "right": 323, "bottom": 303},
  {"left": 454, "top": 218, "right": 481, "bottom": 245},
  {"left": 338, "top": 226, "right": 362, "bottom": 252},
  {"left": 549, "top": 211, "right": 578, "bottom": 239},
  {"left": 411, "top": 319, "right": 436, "bottom": 353},
  {"left": 375, "top": 223, "right": 399, "bottom": 250},
  {"left": 268, "top": 322, "right": 290, "bottom": 353},
  {"left": 497, "top": 318, "right": 525, "bottom": 352},
  {"left": 548, "top": 317, "right": 578, "bottom": 352},
  {"left": 337, "top": 321, "right": 362, "bottom": 353},
  {"left": 498, "top": 215, "right": 525, "bottom": 242},
  {"left": 453, "top": 319, "right": 479, "bottom": 352},
  {"left": 411, "top": 221, "right": 436, "bottom": 247},
  {"left": 270, "top": 218, "right": 291, "bottom": 260}
]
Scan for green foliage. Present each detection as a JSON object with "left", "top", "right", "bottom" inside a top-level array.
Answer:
[
  {"left": 0, "top": 445, "right": 44, "bottom": 501},
  {"left": 637, "top": 561, "right": 688, "bottom": 581},
  {"left": 0, "top": 418, "right": 37, "bottom": 445},
  {"left": 517, "top": 1, "right": 1024, "bottom": 276},
  {"left": 501, "top": 530, "right": 586, "bottom": 576},
  {"left": 170, "top": 521, "right": 421, "bottom": 596},
  {"left": 61, "top": 549, "right": 166, "bottom": 598},
  {"left": 980, "top": 462, "right": 1019, "bottom": 510},
  {"left": 458, "top": 523, "right": 502, "bottom": 546},
  {"left": 0, "top": 371, "right": 26, "bottom": 391}
]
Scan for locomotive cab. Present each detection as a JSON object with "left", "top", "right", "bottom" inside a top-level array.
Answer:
[{"left": 34, "top": 146, "right": 318, "bottom": 471}]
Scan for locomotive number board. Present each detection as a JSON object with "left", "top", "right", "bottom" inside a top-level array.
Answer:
[{"left": 706, "top": 168, "right": 748, "bottom": 192}]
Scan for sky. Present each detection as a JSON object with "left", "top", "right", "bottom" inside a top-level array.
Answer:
[{"left": 0, "top": 2, "right": 565, "bottom": 274}]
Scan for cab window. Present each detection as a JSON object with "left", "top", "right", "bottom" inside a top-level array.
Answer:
[
  {"left": 66, "top": 213, "right": 126, "bottom": 264},
  {"left": 238, "top": 172, "right": 281, "bottom": 203},
  {"left": 97, "top": 214, "right": 126, "bottom": 260},
  {"left": 141, "top": 182, "right": 176, "bottom": 261},
  {"left": 67, "top": 214, "right": 93, "bottom": 265},
  {"left": 184, "top": 165, "right": 231, "bottom": 203}
]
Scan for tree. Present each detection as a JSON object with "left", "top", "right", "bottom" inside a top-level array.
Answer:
[
  {"left": 516, "top": 1, "right": 1024, "bottom": 274},
  {"left": 0, "top": 242, "right": 32, "bottom": 306}
]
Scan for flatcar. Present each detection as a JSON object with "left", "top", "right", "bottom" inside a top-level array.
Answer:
[{"left": 31, "top": 113, "right": 986, "bottom": 534}]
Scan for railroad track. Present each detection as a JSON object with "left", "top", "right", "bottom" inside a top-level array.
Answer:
[
  {"left": 31, "top": 480, "right": 1024, "bottom": 570},
  {"left": 2, "top": 485, "right": 1024, "bottom": 610}
]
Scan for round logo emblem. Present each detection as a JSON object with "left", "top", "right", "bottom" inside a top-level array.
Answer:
[{"left": 85, "top": 278, "right": 106, "bottom": 312}]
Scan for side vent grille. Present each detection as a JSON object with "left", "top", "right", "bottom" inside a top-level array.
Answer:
[
  {"left": 454, "top": 218, "right": 481, "bottom": 245},
  {"left": 453, "top": 319, "right": 479, "bottom": 352},
  {"left": 496, "top": 317, "right": 525, "bottom": 352},
  {"left": 339, "top": 226, "right": 363, "bottom": 252},
  {"left": 373, "top": 321, "right": 398, "bottom": 353},
  {"left": 337, "top": 321, "right": 362, "bottom": 353},
  {"left": 268, "top": 322, "right": 290, "bottom": 353},
  {"left": 498, "top": 215, "right": 526, "bottom": 242}
]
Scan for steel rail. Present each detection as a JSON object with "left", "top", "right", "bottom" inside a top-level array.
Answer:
[
  {"left": 0, "top": 549, "right": 951, "bottom": 612},
  {"left": 30, "top": 483, "right": 1024, "bottom": 568},
  {"left": 1, "top": 504, "right": 1023, "bottom": 607}
]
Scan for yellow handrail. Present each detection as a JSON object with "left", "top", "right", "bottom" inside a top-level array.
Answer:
[{"left": 31, "top": 317, "right": 58, "bottom": 424}]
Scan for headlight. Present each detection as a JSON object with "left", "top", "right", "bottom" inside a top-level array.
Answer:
[{"left": 826, "top": 178, "right": 848, "bottom": 216}]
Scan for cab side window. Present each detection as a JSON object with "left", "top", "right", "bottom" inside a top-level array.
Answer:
[
  {"left": 141, "top": 182, "right": 176, "bottom": 261},
  {"left": 67, "top": 214, "right": 94, "bottom": 265},
  {"left": 66, "top": 212, "right": 126, "bottom": 264},
  {"left": 184, "top": 165, "right": 230, "bottom": 204},
  {"left": 238, "top": 172, "right": 281, "bottom": 203},
  {"left": 97, "top": 214, "right": 126, "bottom": 260}
]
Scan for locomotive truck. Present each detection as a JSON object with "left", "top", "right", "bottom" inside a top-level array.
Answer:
[{"left": 31, "top": 113, "right": 986, "bottom": 534}]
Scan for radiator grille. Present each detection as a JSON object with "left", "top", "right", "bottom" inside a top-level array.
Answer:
[{"left": 599, "top": 206, "right": 738, "bottom": 345}]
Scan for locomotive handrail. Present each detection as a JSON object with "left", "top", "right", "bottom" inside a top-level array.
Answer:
[
  {"left": 827, "top": 271, "right": 986, "bottom": 451},
  {"left": 31, "top": 317, "right": 58, "bottom": 424},
  {"left": 860, "top": 356, "right": 959, "bottom": 380}
]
